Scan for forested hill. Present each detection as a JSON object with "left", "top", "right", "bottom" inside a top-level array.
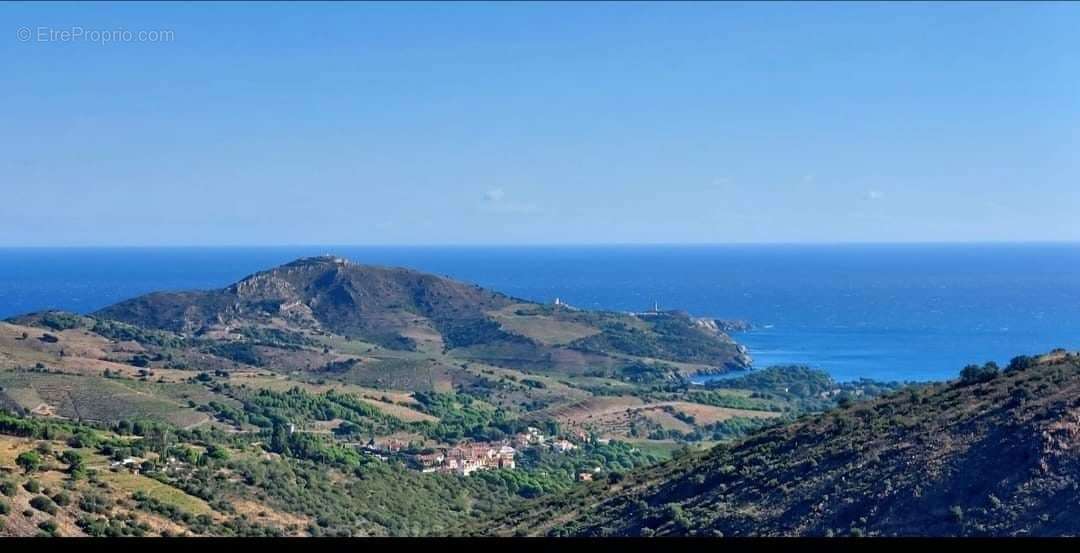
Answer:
[{"left": 475, "top": 351, "right": 1080, "bottom": 537}]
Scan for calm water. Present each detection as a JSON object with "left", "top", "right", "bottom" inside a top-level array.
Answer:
[{"left": 1, "top": 244, "right": 1078, "bottom": 382}]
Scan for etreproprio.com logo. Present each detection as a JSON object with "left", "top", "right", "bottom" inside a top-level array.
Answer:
[{"left": 17, "top": 26, "right": 175, "bottom": 44}]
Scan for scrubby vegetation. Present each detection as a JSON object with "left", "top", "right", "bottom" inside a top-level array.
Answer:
[
  {"left": 570, "top": 313, "right": 743, "bottom": 366},
  {"left": 5, "top": 256, "right": 1066, "bottom": 537},
  {"left": 474, "top": 354, "right": 1080, "bottom": 537}
]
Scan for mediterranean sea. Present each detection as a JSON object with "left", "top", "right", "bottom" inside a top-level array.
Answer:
[{"left": 2, "top": 244, "right": 1078, "bottom": 382}]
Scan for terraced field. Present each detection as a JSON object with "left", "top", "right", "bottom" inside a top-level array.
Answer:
[{"left": 0, "top": 372, "right": 208, "bottom": 428}]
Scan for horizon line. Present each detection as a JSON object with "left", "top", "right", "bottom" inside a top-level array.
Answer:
[{"left": 2, "top": 240, "right": 1080, "bottom": 250}]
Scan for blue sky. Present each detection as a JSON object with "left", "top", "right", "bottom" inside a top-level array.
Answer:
[{"left": 3, "top": 1, "right": 1078, "bottom": 246}]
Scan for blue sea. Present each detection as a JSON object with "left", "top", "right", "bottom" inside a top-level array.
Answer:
[{"left": 1, "top": 244, "right": 1079, "bottom": 383}]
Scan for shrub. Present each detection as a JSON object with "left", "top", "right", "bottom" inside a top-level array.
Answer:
[
  {"left": 67, "top": 432, "right": 99, "bottom": 449},
  {"left": 38, "top": 519, "right": 59, "bottom": 535},
  {"left": 24, "top": 479, "right": 41, "bottom": 493},
  {"left": 960, "top": 362, "right": 999, "bottom": 385},
  {"left": 61, "top": 449, "right": 84, "bottom": 467},
  {"left": 52, "top": 491, "right": 72, "bottom": 507},
  {"left": 0, "top": 500, "right": 9, "bottom": 515},
  {"left": 0, "top": 480, "right": 16, "bottom": 497},
  {"left": 16, "top": 451, "right": 43, "bottom": 473},
  {"left": 205, "top": 445, "right": 229, "bottom": 461},
  {"left": 30, "top": 495, "right": 58, "bottom": 515},
  {"left": 1007, "top": 355, "right": 1037, "bottom": 372},
  {"left": 79, "top": 493, "right": 111, "bottom": 515}
]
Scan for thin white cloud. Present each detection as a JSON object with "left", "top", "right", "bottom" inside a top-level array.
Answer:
[
  {"left": 480, "top": 188, "right": 541, "bottom": 215},
  {"left": 866, "top": 190, "right": 884, "bottom": 201}
]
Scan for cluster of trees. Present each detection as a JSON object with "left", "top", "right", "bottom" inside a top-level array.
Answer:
[
  {"left": 199, "top": 341, "right": 263, "bottom": 366},
  {"left": 204, "top": 385, "right": 405, "bottom": 437},
  {"left": 958, "top": 354, "right": 1048, "bottom": 385},
  {"left": 34, "top": 311, "right": 186, "bottom": 349},
  {"left": 705, "top": 366, "right": 906, "bottom": 412},
  {"left": 569, "top": 313, "right": 740, "bottom": 365},
  {"left": 433, "top": 316, "right": 533, "bottom": 351},
  {"left": 0, "top": 410, "right": 84, "bottom": 441},
  {"left": 412, "top": 391, "right": 505, "bottom": 442},
  {"left": 618, "top": 361, "right": 682, "bottom": 384},
  {"left": 959, "top": 362, "right": 1001, "bottom": 385}
]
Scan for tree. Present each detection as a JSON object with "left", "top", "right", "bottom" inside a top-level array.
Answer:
[
  {"left": 60, "top": 449, "right": 83, "bottom": 467},
  {"left": 205, "top": 444, "right": 229, "bottom": 461},
  {"left": 16, "top": 451, "right": 42, "bottom": 473},
  {"left": 67, "top": 432, "right": 99, "bottom": 449},
  {"left": 1007, "top": 355, "right": 1037, "bottom": 372},
  {"left": 960, "top": 362, "right": 999, "bottom": 385},
  {"left": 61, "top": 450, "right": 86, "bottom": 479},
  {"left": 836, "top": 394, "right": 855, "bottom": 409}
]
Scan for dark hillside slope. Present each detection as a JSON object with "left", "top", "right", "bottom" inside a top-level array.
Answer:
[
  {"left": 88, "top": 255, "right": 749, "bottom": 372},
  {"left": 477, "top": 352, "right": 1080, "bottom": 537},
  {"left": 94, "top": 256, "right": 517, "bottom": 347}
]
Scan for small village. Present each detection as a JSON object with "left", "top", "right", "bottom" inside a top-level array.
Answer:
[{"left": 359, "top": 426, "right": 607, "bottom": 478}]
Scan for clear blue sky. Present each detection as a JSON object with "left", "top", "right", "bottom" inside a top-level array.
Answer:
[{"left": 3, "top": 1, "right": 1078, "bottom": 246}]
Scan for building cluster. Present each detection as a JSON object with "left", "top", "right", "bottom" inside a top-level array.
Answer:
[
  {"left": 416, "top": 443, "right": 517, "bottom": 475},
  {"left": 408, "top": 427, "right": 592, "bottom": 476}
]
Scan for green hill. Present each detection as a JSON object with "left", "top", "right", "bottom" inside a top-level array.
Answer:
[
  {"left": 89, "top": 255, "right": 751, "bottom": 376},
  {"left": 475, "top": 352, "right": 1080, "bottom": 537}
]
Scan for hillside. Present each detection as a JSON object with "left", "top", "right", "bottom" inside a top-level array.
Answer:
[
  {"left": 476, "top": 352, "right": 1080, "bottom": 537},
  {"left": 0, "top": 256, "right": 776, "bottom": 452},
  {"left": 0, "top": 255, "right": 910, "bottom": 537},
  {"left": 0, "top": 255, "right": 790, "bottom": 537},
  {"left": 93, "top": 256, "right": 517, "bottom": 350},
  {"left": 90, "top": 255, "right": 750, "bottom": 375}
]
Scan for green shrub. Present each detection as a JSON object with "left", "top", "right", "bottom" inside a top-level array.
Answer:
[
  {"left": 30, "top": 495, "right": 58, "bottom": 515},
  {"left": 78, "top": 493, "right": 111, "bottom": 515},
  {"left": 960, "top": 362, "right": 999, "bottom": 385},
  {"left": 38, "top": 519, "right": 59, "bottom": 535},
  {"left": 52, "top": 491, "right": 72, "bottom": 507},
  {"left": 16, "top": 450, "right": 43, "bottom": 473},
  {"left": 1007, "top": 355, "right": 1037, "bottom": 372}
]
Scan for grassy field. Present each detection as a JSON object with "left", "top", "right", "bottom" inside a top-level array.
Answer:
[
  {"left": 664, "top": 401, "right": 781, "bottom": 424},
  {"left": 489, "top": 304, "right": 601, "bottom": 346},
  {"left": 98, "top": 470, "right": 216, "bottom": 517},
  {"left": 0, "top": 434, "right": 33, "bottom": 469}
]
